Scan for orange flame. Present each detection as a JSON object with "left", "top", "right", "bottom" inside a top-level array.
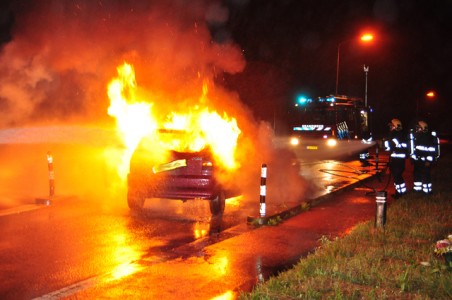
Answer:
[
  {"left": 107, "top": 63, "right": 156, "bottom": 177},
  {"left": 107, "top": 62, "right": 241, "bottom": 178}
]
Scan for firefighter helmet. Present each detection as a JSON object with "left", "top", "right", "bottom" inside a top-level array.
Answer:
[
  {"left": 389, "top": 119, "right": 402, "bottom": 131},
  {"left": 416, "top": 120, "right": 428, "bottom": 132}
]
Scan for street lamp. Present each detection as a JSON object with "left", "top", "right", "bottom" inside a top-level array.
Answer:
[
  {"left": 335, "top": 33, "right": 374, "bottom": 95},
  {"left": 417, "top": 90, "right": 436, "bottom": 116},
  {"left": 363, "top": 65, "right": 369, "bottom": 107}
]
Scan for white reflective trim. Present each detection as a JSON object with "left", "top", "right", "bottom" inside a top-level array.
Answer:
[
  {"left": 410, "top": 134, "right": 415, "bottom": 156},
  {"left": 259, "top": 203, "right": 266, "bottom": 216},
  {"left": 391, "top": 153, "right": 406, "bottom": 158},
  {"left": 415, "top": 145, "right": 436, "bottom": 152},
  {"left": 261, "top": 167, "right": 267, "bottom": 178},
  {"left": 260, "top": 185, "right": 266, "bottom": 196},
  {"left": 384, "top": 140, "right": 390, "bottom": 151}
]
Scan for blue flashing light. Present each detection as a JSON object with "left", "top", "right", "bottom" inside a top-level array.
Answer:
[
  {"left": 297, "top": 96, "right": 308, "bottom": 105},
  {"left": 295, "top": 94, "right": 313, "bottom": 106}
]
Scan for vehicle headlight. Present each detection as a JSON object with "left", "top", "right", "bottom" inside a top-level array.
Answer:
[
  {"left": 326, "top": 138, "right": 337, "bottom": 147},
  {"left": 290, "top": 137, "right": 300, "bottom": 146}
]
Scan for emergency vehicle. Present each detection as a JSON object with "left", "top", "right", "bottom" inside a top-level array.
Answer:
[{"left": 275, "top": 95, "right": 376, "bottom": 160}]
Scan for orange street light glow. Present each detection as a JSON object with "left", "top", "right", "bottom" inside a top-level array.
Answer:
[
  {"left": 360, "top": 34, "right": 374, "bottom": 42},
  {"left": 426, "top": 91, "right": 435, "bottom": 98}
]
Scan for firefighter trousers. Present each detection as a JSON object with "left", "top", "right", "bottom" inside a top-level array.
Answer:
[
  {"left": 413, "top": 160, "right": 432, "bottom": 194},
  {"left": 389, "top": 158, "right": 407, "bottom": 195}
]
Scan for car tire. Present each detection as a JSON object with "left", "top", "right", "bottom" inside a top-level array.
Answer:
[
  {"left": 209, "top": 190, "right": 225, "bottom": 216},
  {"left": 127, "top": 187, "right": 145, "bottom": 211}
]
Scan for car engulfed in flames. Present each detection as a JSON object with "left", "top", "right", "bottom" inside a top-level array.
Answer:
[
  {"left": 107, "top": 62, "right": 241, "bottom": 216},
  {"left": 127, "top": 129, "right": 226, "bottom": 215}
]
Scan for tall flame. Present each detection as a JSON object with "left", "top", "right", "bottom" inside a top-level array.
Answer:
[
  {"left": 107, "top": 63, "right": 156, "bottom": 177},
  {"left": 107, "top": 62, "right": 241, "bottom": 178}
]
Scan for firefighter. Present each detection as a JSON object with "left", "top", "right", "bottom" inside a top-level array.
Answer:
[
  {"left": 384, "top": 118, "right": 408, "bottom": 199},
  {"left": 409, "top": 120, "right": 440, "bottom": 195}
]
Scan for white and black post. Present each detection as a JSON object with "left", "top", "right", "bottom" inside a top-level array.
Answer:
[
  {"left": 375, "top": 191, "right": 387, "bottom": 228},
  {"left": 36, "top": 151, "right": 55, "bottom": 206},
  {"left": 259, "top": 164, "right": 267, "bottom": 217},
  {"left": 47, "top": 151, "right": 55, "bottom": 199}
]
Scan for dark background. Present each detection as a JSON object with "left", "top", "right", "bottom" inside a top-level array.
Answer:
[
  {"left": 220, "top": 0, "right": 452, "bottom": 137},
  {"left": 1, "top": 0, "right": 451, "bottom": 138}
]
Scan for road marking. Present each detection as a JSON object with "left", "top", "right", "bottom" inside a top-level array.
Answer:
[
  {"left": 32, "top": 276, "right": 101, "bottom": 300},
  {"left": 0, "top": 204, "right": 43, "bottom": 217},
  {"left": 32, "top": 261, "right": 146, "bottom": 299}
]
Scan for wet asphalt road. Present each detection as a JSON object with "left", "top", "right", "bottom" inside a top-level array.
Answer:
[
  {"left": 0, "top": 194, "right": 258, "bottom": 299},
  {"left": 0, "top": 142, "right": 388, "bottom": 299}
]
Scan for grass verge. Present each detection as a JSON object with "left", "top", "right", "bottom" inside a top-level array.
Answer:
[{"left": 240, "top": 152, "right": 452, "bottom": 299}]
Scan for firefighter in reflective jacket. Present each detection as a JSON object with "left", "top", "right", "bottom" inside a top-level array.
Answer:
[
  {"left": 384, "top": 119, "right": 408, "bottom": 199},
  {"left": 409, "top": 120, "right": 440, "bottom": 195}
]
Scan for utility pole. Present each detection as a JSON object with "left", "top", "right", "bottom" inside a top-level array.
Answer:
[{"left": 363, "top": 65, "right": 369, "bottom": 107}]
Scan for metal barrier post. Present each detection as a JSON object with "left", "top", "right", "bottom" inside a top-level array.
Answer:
[
  {"left": 47, "top": 151, "right": 55, "bottom": 199},
  {"left": 259, "top": 164, "right": 267, "bottom": 217},
  {"left": 375, "top": 191, "right": 387, "bottom": 228}
]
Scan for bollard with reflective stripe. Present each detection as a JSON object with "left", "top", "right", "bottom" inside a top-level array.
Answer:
[
  {"left": 36, "top": 152, "right": 54, "bottom": 206},
  {"left": 259, "top": 164, "right": 267, "bottom": 217},
  {"left": 47, "top": 151, "right": 55, "bottom": 199},
  {"left": 375, "top": 191, "right": 387, "bottom": 228}
]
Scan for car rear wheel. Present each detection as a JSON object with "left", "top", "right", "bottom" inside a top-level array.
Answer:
[
  {"left": 127, "top": 188, "right": 146, "bottom": 211},
  {"left": 209, "top": 190, "right": 225, "bottom": 216}
]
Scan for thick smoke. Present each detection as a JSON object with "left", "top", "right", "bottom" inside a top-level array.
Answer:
[
  {"left": 0, "top": 0, "right": 245, "bottom": 126},
  {"left": 0, "top": 0, "right": 312, "bottom": 211}
]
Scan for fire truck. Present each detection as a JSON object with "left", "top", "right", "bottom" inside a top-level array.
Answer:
[{"left": 275, "top": 95, "right": 375, "bottom": 160}]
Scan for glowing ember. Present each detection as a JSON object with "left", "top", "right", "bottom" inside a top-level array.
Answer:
[{"left": 107, "top": 62, "right": 241, "bottom": 178}]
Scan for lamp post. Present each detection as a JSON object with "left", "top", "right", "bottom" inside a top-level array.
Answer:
[
  {"left": 364, "top": 64, "right": 369, "bottom": 107},
  {"left": 335, "top": 33, "right": 374, "bottom": 96}
]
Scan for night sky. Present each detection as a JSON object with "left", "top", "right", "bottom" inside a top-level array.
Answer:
[
  {"left": 222, "top": 0, "right": 452, "bottom": 136},
  {"left": 1, "top": 0, "right": 451, "bottom": 136}
]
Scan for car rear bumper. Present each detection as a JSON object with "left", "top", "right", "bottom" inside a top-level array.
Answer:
[{"left": 128, "top": 174, "right": 218, "bottom": 200}]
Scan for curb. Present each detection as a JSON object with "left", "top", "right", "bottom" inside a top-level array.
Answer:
[
  {"left": 35, "top": 198, "right": 52, "bottom": 206},
  {"left": 247, "top": 169, "right": 384, "bottom": 226}
]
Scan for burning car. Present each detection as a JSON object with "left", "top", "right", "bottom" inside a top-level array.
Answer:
[
  {"left": 127, "top": 129, "right": 226, "bottom": 216},
  {"left": 107, "top": 63, "right": 241, "bottom": 216}
]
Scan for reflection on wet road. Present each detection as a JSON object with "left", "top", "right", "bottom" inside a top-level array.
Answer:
[
  {"left": 299, "top": 158, "right": 383, "bottom": 198},
  {"left": 0, "top": 142, "right": 387, "bottom": 299}
]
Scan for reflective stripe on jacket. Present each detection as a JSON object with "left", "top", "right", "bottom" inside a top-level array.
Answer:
[
  {"left": 410, "top": 130, "right": 440, "bottom": 161},
  {"left": 384, "top": 131, "right": 408, "bottom": 159}
]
